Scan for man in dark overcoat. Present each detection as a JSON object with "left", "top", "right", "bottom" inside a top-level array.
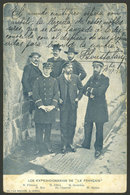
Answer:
[
  {"left": 64, "top": 47, "right": 87, "bottom": 81},
  {"left": 22, "top": 52, "right": 42, "bottom": 115},
  {"left": 57, "top": 62, "right": 83, "bottom": 153},
  {"left": 32, "top": 62, "right": 59, "bottom": 154},
  {"left": 47, "top": 44, "right": 66, "bottom": 78},
  {"left": 82, "top": 61, "right": 109, "bottom": 158}
]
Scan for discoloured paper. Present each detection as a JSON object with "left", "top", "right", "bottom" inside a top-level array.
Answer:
[{"left": 3, "top": 3, "right": 127, "bottom": 193}]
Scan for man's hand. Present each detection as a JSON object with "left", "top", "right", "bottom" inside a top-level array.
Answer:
[
  {"left": 45, "top": 105, "right": 55, "bottom": 112},
  {"left": 86, "top": 87, "right": 91, "bottom": 93},
  {"left": 90, "top": 94, "right": 94, "bottom": 99},
  {"left": 39, "top": 105, "right": 55, "bottom": 112},
  {"left": 28, "top": 91, "right": 33, "bottom": 97},
  {"left": 59, "top": 98, "right": 63, "bottom": 104},
  {"left": 75, "top": 98, "right": 79, "bottom": 102},
  {"left": 38, "top": 105, "right": 47, "bottom": 111}
]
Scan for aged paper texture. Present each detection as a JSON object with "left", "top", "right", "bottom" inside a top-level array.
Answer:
[{"left": 3, "top": 3, "right": 127, "bottom": 193}]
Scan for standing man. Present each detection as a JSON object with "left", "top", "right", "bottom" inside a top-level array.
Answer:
[
  {"left": 47, "top": 44, "right": 66, "bottom": 78},
  {"left": 82, "top": 61, "right": 109, "bottom": 158},
  {"left": 58, "top": 62, "right": 83, "bottom": 153},
  {"left": 64, "top": 47, "right": 87, "bottom": 81},
  {"left": 32, "top": 62, "right": 59, "bottom": 154},
  {"left": 22, "top": 52, "right": 42, "bottom": 127}
]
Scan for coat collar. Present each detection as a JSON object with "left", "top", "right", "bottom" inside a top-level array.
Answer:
[
  {"left": 61, "top": 73, "right": 74, "bottom": 85},
  {"left": 92, "top": 73, "right": 103, "bottom": 80},
  {"left": 52, "top": 57, "right": 61, "bottom": 61},
  {"left": 30, "top": 63, "right": 41, "bottom": 72}
]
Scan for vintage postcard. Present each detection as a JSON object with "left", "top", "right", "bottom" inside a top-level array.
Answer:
[{"left": 3, "top": 2, "right": 127, "bottom": 193}]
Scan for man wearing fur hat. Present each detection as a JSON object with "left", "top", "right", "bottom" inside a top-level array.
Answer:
[
  {"left": 82, "top": 61, "right": 109, "bottom": 158},
  {"left": 64, "top": 47, "right": 87, "bottom": 81},
  {"left": 32, "top": 62, "right": 59, "bottom": 154},
  {"left": 47, "top": 44, "right": 66, "bottom": 78}
]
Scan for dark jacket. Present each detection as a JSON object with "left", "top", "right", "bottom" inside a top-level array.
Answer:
[
  {"left": 57, "top": 73, "right": 83, "bottom": 110},
  {"left": 32, "top": 75, "right": 59, "bottom": 124},
  {"left": 22, "top": 63, "right": 42, "bottom": 95},
  {"left": 47, "top": 57, "right": 66, "bottom": 78},
  {"left": 84, "top": 74, "right": 109, "bottom": 123},
  {"left": 70, "top": 59, "right": 87, "bottom": 80}
]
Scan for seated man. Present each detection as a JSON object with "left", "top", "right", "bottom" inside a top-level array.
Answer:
[
  {"left": 32, "top": 62, "right": 59, "bottom": 155},
  {"left": 82, "top": 61, "right": 109, "bottom": 158}
]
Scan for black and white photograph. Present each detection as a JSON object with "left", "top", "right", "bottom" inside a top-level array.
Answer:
[{"left": 3, "top": 2, "right": 127, "bottom": 193}]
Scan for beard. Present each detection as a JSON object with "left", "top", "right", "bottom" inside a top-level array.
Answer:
[
  {"left": 65, "top": 70, "right": 72, "bottom": 75},
  {"left": 93, "top": 71, "right": 99, "bottom": 78},
  {"left": 68, "top": 56, "right": 73, "bottom": 61},
  {"left": 53, "top": 53, "right": 59, "bottom": 57}
]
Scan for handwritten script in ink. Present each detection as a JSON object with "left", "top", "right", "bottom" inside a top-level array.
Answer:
[{"left": 3, "top": 4, "right": 127, "bottom": 73}]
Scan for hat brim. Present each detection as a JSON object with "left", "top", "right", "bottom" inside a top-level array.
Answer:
[
  {"left": 29, "top": 54, "right": 41, "bottom": 58},
  {"left": 92, "top": 64, "right": 104, "bottom": 68},
  {"left": 52, "top": 48, "right": 61, "bottom": 51},
  {"left": 92, "top": 61, "right": 104, "bottom": 68},
  {"left": 64, "top": 51, "right": 78, "bottom": 55}
]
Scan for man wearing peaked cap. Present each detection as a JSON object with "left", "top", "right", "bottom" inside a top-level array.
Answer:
[
  {"left": 47, "top": 43, "right": 66, "bottom": 78},
  {"left": 92, "top": 61, "right": 104, "bottom": 68},
  {"left": 42, "top": 62, "right": 53, "bottom": 68},
  {"left": 32, "top": 61, "right": 59, "bottom": 155},
  {"left": 82, "top": 61, "right": 109, "bottom": 158},
  {"left": 22, "top": 52, "right": 42, "bottom": 128},
  {"left": 64, "top": 47, "right": 87, "bottom": 81}
]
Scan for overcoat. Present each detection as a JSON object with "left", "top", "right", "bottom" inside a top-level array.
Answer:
[
  {"left": 57, "top": 73, "right": 83, "bottom": 110},
  {"left": 70, "top": 59, "right": 87, "bottom": 80},
  {"left": 47, "top": 57, "right": 66, "bottom": 78},
  {"left": 32, "top": 75, "right": 59, "bottom": 124},
  {"left": 22, "top": 63, "right": 42, "bottom": 95},
  {"left": 84, "top": 74, "right": 109, "bottom": 123}
]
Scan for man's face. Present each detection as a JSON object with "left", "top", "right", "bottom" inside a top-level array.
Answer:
[
  {"left": 31, "top": 55, "right": 40, "bottom": 65},
  {"left": 64, "top": 64, "right": 73, "bottom": 74},
  {"left": 93, "top": 63, "right": 102, "bottom": 76},
  {"left": 53, "top": 49, "right": 60, "bottom": 58},
  {"left": 43, "top": 67, "right": 52, "bottom": 77},
  {"left": 67, "top": 52, "right": 75, "bottom": 61}
]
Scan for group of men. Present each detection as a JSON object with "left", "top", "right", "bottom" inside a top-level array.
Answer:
[{"left": 22, "top": 44, "right": 109, "bottom": 158}]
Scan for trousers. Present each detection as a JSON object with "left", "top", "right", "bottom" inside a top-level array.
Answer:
[
  {"left": 35, "top": 123, "right": 52, "bottom": 150},
  {"left": 83, "top": 122, "right": 104, "bottom": 151},
  {"left": 60, "top": 103, "right": 77, "bottom": 148}
]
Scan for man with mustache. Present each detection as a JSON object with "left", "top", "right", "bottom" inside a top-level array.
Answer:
[
  {"left": 58, "top": 62, "right": 83, "bottom": 153},
  {"left": 47, "top": 44, "right": 66, "bottom": 78},
  {"left": 22, "top": 52, "right": 42, "bottom": 127},
  {"left": 64, "top": 47, "right": 86, "bottom": 81},
  {"left": 82, "top": 61, "right": 109, "bottom": 158}
]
